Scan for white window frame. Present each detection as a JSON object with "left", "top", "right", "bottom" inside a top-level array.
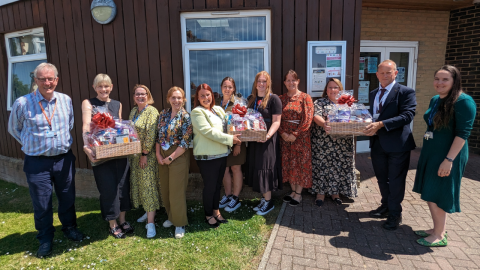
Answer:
[
  {"left": 180, "top": 10, "right": 271, "bottom": 111},
  {"left": 5, "top": 27, "right": 47, "bottom": 110}
]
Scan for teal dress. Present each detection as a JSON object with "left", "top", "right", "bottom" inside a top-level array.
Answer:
[{"left": 413, "top": 93, "right": 476, "bottom": 213}]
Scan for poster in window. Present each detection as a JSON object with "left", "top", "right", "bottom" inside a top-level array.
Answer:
[
  {"left": 316, "top": 47, "right": 337, "bottom": 54},
  {"left": 367, "top": 57, "right": 378, "bottom": 73},
  {"left": 326, "top": 54, "right": 342, "bottom": 68},
  {"left": 326, "top": 67, "right": 341, "bottom": 77},
  {"left": 312, "top": 68, "right": 327, "bottom": 91},
  {"left": 397, "top": 67, "right": 405, "bottom": 83},
  {"left": 358, "top": 81, "right": 370, "bottom": 103},
  {"left": 359, "top": 57, "right": 365, "bottom": 80}
]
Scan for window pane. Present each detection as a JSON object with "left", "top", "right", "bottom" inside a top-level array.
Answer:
[
  {"left": 186, "top": 17, "right": 266, "bottom": 42},
  {"left": 189, "top": 49, "right": 264, "bottom": 101},
  {"left": 11, "top": 60, "right": 46, "bottom": 104},
  {"left": 8, "top": 33, "right": 46, "bottom": 57}
]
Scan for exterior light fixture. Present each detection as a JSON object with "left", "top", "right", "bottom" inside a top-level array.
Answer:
[{"left": 91, "top": 0, "right": 117, "bottom": 24}]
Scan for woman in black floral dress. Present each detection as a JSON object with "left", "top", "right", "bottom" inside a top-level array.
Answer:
[{"left": 310, "top": 78, "right": 357, "bottom": 207}]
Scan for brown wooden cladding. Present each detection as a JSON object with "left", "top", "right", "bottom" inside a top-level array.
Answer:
[{"left": 0, "top": 0, "right": 362, "bottom": 169}]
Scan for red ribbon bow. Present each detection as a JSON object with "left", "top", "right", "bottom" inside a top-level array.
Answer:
[
  {"left": 232, "top": 104, "right": 247, "bottom": 117},
  {"left": 91, "top": 112, "right": 115, "bottom": 129},
  {"left": 337, "top": 94, "right": 356, "bottom": 107}
]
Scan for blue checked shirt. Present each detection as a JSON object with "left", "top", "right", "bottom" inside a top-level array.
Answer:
[{"left": 8, "top": 91, "right": 74, "bottom": 156}]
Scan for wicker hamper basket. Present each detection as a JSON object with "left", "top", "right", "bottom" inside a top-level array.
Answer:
[
  {"left": 227, "top": 126, "right": 267, "bottom": 142},
  {"left": 94, "top": 141, "right": 142, "bottom": 159},
  {"left": 328, "top": 122, "right": 369, "bottom": 136}
]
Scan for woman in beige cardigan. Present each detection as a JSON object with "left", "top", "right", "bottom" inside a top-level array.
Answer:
[{"left": 191, "top": 83, "right": 241, "bottom": 228}]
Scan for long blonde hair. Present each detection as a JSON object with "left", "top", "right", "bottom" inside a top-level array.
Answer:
[{"left": 248, "top": 71, "right": 272, "bottom": 109}]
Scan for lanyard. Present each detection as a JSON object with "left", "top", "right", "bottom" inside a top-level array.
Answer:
[
  {"left": 374, "top": 89, "right": 389, "bottom": 114},
  {"left": 254, "top": 97, "right": 261, "bottom": 111},
  {"left": 163, "top": 110, "right": 177, "bottom": 140},
  {"left": 35, "top": 92, "right": 57, "bottom": 130},
  {"left": 133, "top": 105, "right": 148, "bottom": 123},
  {"left": 428, "top": 98, "right": 440, "bottom": 128},
  {"left": 222, "top": 98, "right": 230, "bottom": 112}
]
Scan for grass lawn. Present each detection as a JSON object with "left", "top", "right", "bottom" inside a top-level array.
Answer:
[{"left": 0, "top": 180, "right": 282, "bottom": 269}]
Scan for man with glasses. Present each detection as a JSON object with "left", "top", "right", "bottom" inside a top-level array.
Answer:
[{"left": 8, "top": 62, "right": 83, "bottom": 258}]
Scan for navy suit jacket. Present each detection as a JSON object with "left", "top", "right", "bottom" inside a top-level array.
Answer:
[{"left": 368, "top": 82, "right": 417, "bottom": 152}]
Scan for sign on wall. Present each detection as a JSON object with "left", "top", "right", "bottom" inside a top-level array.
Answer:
[{"left": 307, "top": 41, "right": 347, "bottom": 97}]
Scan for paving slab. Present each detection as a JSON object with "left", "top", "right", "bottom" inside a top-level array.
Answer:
[{"left": 259, "top": 149, "right": 480, "bottom": 270}]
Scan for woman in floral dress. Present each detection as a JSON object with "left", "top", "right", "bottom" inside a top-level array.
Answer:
[
  {"left": 279, "top": 70, "right": 314, "bottom": 206},
  {"left": 128, "top": 84, "right": 161, "bottom": 238},
  {"left": 310, "top": 78, "right": 357, "bottom": 207}
]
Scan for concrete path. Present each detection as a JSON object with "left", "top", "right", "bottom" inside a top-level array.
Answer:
[{"left": 260, "top": 149, "right": 480, "bottom": 270}]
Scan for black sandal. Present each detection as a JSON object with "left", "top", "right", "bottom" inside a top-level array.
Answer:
[
  {"left": 315, "top": 199, "right": 324, "bottom": 207},
  {"left": 205, "top": 216, "right": 219, "bottom": 228},
  {"left": 333, "top": 197, "right": 343, "bottom": 205},
  {"left": 109, "top": 226, "right": 126, "bottom": 239},
  {"left": 289, "top": 192, "right": 302, "bottom": 207},
  {"left": 215, "top": 214, "right": 228, "bottom": 224},
  {"left": 283, "top": 195, "right": 293, "bottom": 202},
  {"left": 120, "top": 221, "right": 134, "bottom": 234}
]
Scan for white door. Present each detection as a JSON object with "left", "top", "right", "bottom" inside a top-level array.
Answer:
[{"left": 356, "top": 41, "right": 418, "bottom": 153}]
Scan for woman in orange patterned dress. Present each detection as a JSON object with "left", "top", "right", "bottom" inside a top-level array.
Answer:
[{"left": 279, "top": 70, "right": 314, "bottom": 206}]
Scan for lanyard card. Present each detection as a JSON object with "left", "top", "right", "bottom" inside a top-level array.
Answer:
[{"left": 46, "top": 130, "right": 56, "bottom": 138}]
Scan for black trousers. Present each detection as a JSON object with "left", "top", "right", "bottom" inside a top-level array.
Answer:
[
  {"left": 196, "top": 157, "right": 227, "bottom": 216},
  {"left": 92, "top": 158, "right": 131, "bottom": 221},
  {"left": 371, "top": 137, "right": 411, "bottom": 217},
  {"left": 24, "top": 150, "right": 77, "bottom": 244}
]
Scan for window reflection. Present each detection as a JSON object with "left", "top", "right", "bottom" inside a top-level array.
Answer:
[
  {"left": 11, "top": 60, "right": 46, "bottom": 104},
  {"left": 186, "top": 17, "right": 266, "bottom": 42},
  {"left": 8, "top": 33, "right": 46, "bottom": 57},
  {"left": 189, "top": 49, "right": 264, "bottom": 102}
]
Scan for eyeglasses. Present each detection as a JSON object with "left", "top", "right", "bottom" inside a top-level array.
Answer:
[
  {"left": 135, "top": 93, "right": 147, "bottom": 97},
  {"left": 36, "top": 77, "right": 56, "bottom": 82}
]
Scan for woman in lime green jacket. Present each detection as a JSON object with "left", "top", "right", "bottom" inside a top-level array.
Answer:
[{"left": 191, "top": 83, "right": 241, "bottom": 228}]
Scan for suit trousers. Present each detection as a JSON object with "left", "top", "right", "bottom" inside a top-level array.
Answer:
[
  {"left": 196, "top": 156, "right": 227, "bottom": 216},
  {"left": 371, "top": 136, "right": 411, "bottom": 217},
  {"left": 92, "top": 158, "right": 131, "bottom": 221},
  {"left": 158, "top": 146, "right": 190, "bottom": 227},
  {"left": 24, "top": 150, "right": 77, "bottom": 244}
]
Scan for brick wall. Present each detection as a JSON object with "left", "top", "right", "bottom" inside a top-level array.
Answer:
[
  {"left": 361, "top": 8, "right": 450, "bottom": 147},
  {"left": 445, "top": 5, "right": 480, "bottom": 154}
]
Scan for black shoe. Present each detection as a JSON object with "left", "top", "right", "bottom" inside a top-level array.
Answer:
[
  {"left": 383, "top": 214, "right": 402, "bottom": 231},
  {"left": 315, "top": 199, "right": 324, "bottom": 207},
  {"left": 36, "top": 242, "right": 53, "bottom": 258},
  {"left": 214, "top": 214, "right": 228, "bottom": 224},
  {"left": 256, "top": 200, "right": 275, "bottom": 216},
  {"left": 225, "top": 195, "right": 241, "bottom": 212},
  {"left": 283, "top": 195, "right": 293, "bottom": 202},
  {"left": 369, "top": 206, "right": 389, "bottom": 218},
  {"left": 109, "top": 226, "right": 126, "bottom": 239},
  {"left": 333, "top": 197, "right": 343, "bottom": 205},
  {"left": 63, "top": 227, "right": 84, "bottom": 241},
  {"left": 219, "top": 194, "right": 232, "bottom": 208},
  {"left": 205, "top": 216, "right": 219, "bottom": 228},
  {"left": 120, "top": 221, "right": 134, "bottom": 234}
]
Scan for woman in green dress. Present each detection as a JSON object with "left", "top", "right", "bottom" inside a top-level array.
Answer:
[
  {"left": 128, "top": 84, "right": 161, "bottom": 239},
  {"left": 413, "top": 65, "right": 476, "bottom": 247}
]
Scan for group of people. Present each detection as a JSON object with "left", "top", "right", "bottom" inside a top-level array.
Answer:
[{"left": 7, "top": 59, "right": 475, "bottom": 258}]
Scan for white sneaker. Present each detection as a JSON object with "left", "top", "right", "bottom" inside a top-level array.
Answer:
[
  {"left": 137, "top": 212, "right": 148, "bottom": 222},
  {"left": 175, "top": 226, "right": 185, "bottom": 239},
  {"left": 163, "top": 220, "right": 173, "bottom": 228},
  {"left": 146, "top": 223, "right": 156, "bottom": 238}
]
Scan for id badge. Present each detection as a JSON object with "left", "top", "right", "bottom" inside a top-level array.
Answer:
[
  {"left": 373, "top": 113, "right": 380, "bottom": 121},
  {"left": 161, "top": 141, "right": 170, "bottom": 151},
  {"left": 46, "top": 130, "right": 56, "bottom": 138},
  {"left": 424, "top": 131, "right": 433, "bottom": 140}
]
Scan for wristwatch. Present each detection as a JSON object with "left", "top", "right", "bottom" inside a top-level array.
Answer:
[
  {"left": 445, "top": 156, "right": 454, "bottom": 162},
  {"left": 141, "top": 152, "right": 148, "bottom": 156},
  {"left": 168, "top": 156, "right": 173, "bottom": 162}
]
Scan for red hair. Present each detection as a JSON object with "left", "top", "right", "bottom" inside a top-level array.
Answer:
[{"left": 194, "top": 83, "right": 215, "bottom": 109}]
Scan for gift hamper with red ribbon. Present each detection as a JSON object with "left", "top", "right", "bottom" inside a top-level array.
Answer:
[
  {"left": 83, "top": 106, "right": 141, "bottom": 159},
  {"left": 327, "top": 90, "right": 373, "bottom": 136},
  {"left": 225, "top": 96, "right": 267, "bottom": 142}
]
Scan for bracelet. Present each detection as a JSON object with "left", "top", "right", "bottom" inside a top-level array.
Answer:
[{"left": 445, "top": 156, "right": 454, "bottom": 162}]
